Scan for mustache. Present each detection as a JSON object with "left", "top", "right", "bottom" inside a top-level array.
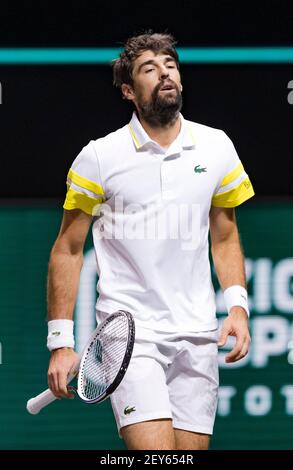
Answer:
[{"left": 153, "top": 80, "right": 179, "bottom": 96}]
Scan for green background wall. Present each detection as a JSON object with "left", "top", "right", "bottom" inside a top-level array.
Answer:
[{"left": 0, "top": 203, "right": 292, "bottom": 449}]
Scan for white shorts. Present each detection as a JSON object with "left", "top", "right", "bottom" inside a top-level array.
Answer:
[{"left": 97, "top": 311, "right": 219, "bottom": 437}]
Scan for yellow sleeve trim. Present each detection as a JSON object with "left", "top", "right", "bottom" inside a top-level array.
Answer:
[
  {"left": 68, "top": 169, "right": 105, "bottom": 196},
  {"left": 212, "top": 177, "right": 255, "bottom": 208},
  {"left": 220, "top": 162, "right": 244, "bottom": 188},
  {"left": 63, "top": 188, "right": 104, "bottom": 215}
]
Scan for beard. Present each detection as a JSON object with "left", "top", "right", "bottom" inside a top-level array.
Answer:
[{"left": 136, "top": 81, "right": 183, "bottom": 127}]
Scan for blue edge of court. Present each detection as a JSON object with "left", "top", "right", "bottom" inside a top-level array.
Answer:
[{"left": 0, "top": 47, "right": 293, "bottom": 64}]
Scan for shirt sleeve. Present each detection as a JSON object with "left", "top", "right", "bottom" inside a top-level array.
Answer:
[
  {"left": 63, "top": 141, "right": 106, "bottom": 215},
  {"left": 212, "top": 132, "right": 255, "bottom": 208}
]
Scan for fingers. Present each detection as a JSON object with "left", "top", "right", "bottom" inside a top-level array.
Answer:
[
  {"left": 48, "top": 369, "right": 61, "bottom": 399},
  {"left": 47, "top": 349, "right": 78, "bottom": 399},
  {"left": 218, "top": 325, "right": 230, "bottom": 347},
  {"left": 218, "top": 315, "right": 251, "bottom": 363},
  {"left": 57, "top": 371, "right": 75, "bottom": 399},
  {"left": 48, "top": 369, "right": 75, "bottom": 399},
  {"left": 225, "top": 335, "right": 251, "bottom": 363}
]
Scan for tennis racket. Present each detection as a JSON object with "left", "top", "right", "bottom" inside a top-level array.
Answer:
[{"left": 26, "top": 310, "right": 135, "bottom": 414}]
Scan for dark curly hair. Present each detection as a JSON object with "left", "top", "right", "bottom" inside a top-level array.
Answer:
[{"left": 113, "top": 31, "right": 179, "bottom": 89}]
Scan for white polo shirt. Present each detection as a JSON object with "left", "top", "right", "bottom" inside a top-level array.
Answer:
[{"left": 64, "top": 112, "right": 254, "bottom": 332}]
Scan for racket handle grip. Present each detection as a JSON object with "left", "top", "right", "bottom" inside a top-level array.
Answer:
[
  {"left": 26, "top": 367, "right": 79, "bottom": 415},
  {"left": 27, "top": 389, "right": 57, "bottom": 415}
]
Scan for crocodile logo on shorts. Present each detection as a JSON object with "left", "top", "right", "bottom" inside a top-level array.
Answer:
[
  {"left": 52, "top": 331, "right": 61, "bottom": 336},
  {"left": 124, "top": 406, "right": 136, "bottom": 415},
  {"left": 194, "top": 165, "right": 207, "bottom": 173}
]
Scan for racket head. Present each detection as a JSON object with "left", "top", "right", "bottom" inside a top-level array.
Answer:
[{"left": 77, "top": 310, "right": 135, "bottom": 404}]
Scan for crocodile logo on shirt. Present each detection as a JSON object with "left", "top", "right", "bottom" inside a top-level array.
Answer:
[
  {"left": 52, "top": 331, "right": 61, "bottom": 336},
  {"left": 194, "top": 165, "right": 207, "bottom": 173},
  {"left": 124, "top": 406, "right": 136, "bottom": 415}
]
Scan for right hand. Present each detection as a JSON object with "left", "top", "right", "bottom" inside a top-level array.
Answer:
[{"left": 48, "top": 347, "right": 79, "bottom": 399}]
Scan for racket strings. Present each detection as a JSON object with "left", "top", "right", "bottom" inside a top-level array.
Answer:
[{"left": 80, "top": 315, "right": 129, "bottom": 400}]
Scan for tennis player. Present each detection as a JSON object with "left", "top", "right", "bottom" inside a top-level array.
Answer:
[{"left": 47, "top": 32, "right": 254, "bottom": 450}]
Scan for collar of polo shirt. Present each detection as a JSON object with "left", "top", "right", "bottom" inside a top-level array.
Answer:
[{"left": 128, "top": 112, "right": 195, "bottom": 154}]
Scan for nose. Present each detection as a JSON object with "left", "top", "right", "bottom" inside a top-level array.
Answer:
[{"left": 160, "top": 66, "right": 169, "bottom": 80}]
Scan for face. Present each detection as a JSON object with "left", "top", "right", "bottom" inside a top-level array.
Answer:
[{"left": 122, "top": 50, "right": 183, "bottom": 126}]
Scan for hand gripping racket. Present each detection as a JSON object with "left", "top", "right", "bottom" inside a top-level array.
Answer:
[{"left": 27, "top": 310, "right": 135, "bottom": 414}]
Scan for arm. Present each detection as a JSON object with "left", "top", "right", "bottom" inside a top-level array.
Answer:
[
  {"left": 209, "top": 206, "right": 251, "bottom": 363},
  {"left": 47, "top": 209, "right": 92, "bottom": 398}
]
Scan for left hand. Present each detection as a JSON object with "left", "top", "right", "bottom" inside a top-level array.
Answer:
[{"left": 218, "top": 306, "right": 251, "bottom": 363}]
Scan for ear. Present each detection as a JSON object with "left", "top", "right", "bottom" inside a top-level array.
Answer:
[
  {"left": 121, "top": 83, "right": 135, "bottom": 101},
  {"left": 180, "top": 83, "right": 183, "bottom": 92}
]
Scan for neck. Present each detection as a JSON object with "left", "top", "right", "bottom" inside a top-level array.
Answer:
[{"left": 137, "top": 113, "right": 181, "bottom": 149}]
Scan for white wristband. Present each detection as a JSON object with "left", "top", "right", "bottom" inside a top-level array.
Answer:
[
  {"left": 47, "top": 319, "right": 75, "bottom": 351},
  {"left": 223, "top": 285, "right": 249, "bottom": 318}
]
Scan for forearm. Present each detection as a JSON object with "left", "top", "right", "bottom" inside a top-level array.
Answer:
[
  {"left": 47, "top": 247, "right": 83, "bottom": 320},
  {"left": 210, "top": 207, "right": 250, "bottom": 361},
  {"left": 211, "top": 235, "right": 246, "bottom": 290}
]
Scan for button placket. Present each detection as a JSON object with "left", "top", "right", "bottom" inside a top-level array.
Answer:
[{"left": 161, "top": 160, "right": 175, "bottom": 200}]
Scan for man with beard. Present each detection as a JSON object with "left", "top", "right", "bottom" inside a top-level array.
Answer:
[{"left": 46, "top": 32, "right": 254, "bottom": 449}]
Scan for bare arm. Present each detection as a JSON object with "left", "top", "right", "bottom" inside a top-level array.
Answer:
[
  {"left": 209, "top": 206, "right": 250, "bottom": 363},
  {"left": 47, "top": 209, "right": 92, "bottom": 320},
  {"left": 47, "top": 209, "right": 92, "bottom": 398}
]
